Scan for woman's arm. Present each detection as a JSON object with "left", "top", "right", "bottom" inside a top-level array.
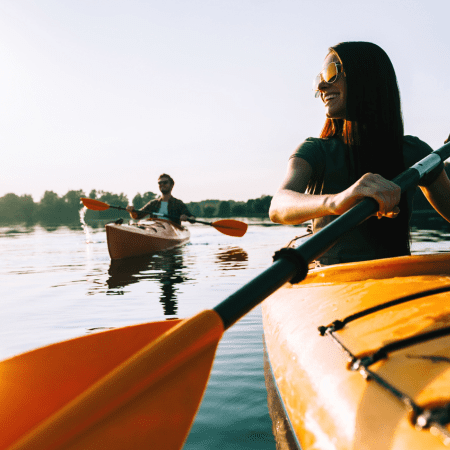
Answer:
[
  {"left": 269, "top": 157, "right": 402, "bottom": 225},
  {"left": 419, "top": 168, "right": 450, "bottom": 222},
  {"left": 269, "top": 158, "right": 335, "bottom": 224}
]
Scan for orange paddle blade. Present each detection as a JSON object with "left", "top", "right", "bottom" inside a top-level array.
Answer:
[
  {"left": 80, "top": 198, "right": 111, "bottom": 211},
  {"left": 2, "top": 311, "right": 224, "bottom": 450},
  {"left": 212, "top": 220, "right": 248, "bottom": 237}
]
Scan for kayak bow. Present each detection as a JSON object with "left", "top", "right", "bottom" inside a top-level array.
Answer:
[{"left": 106, "top": 218, "right": 190, "bottom": 259}]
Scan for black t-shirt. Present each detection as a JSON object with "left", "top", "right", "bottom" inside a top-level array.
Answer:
[{"left": 290, "top": 136, "right": 443, "bottom": 264}]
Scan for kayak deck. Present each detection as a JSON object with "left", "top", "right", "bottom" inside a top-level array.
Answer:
[
  {"left": 262, "top": 253, "right": 450, "bottom": 449},
  {"left": 106, "top": 218, "right": 190, "bottom": 260}
]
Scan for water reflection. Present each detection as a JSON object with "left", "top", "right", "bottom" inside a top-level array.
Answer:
[
  {"left": 411, "top": 228, "right": 450, "bottom": 242},
  {"left": 215, "top": 246, "right": 248, "bottom": 271},
  {"left": 107, "top": 249, "right": 191, "bottom": 316},
  {"left": 411, "top": 212, "right": 450, "bottom": 232},
  {"left": 0, "top": 227, "right": 35, "bottom": 237},
  {"left": 40, "top": 224, "right": 62, "bottom": 232}
]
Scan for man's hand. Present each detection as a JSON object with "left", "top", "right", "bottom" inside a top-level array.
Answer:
[
  {"left": 180, "top": 214, "right": 195, "bottom": 223},
  {"left": 126, "top": 205, "right": 138, "bottom": 219}
]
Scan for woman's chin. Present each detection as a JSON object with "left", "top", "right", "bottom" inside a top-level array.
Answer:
[{"left": 325, "top": 107, "right": 345, "bottom": 119}]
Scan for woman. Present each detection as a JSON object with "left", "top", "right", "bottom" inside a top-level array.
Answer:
[{"left": 269, "top": 41, "right": 450, "bottom": 265}]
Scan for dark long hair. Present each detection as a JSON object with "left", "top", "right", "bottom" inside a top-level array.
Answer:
[{"left": 319, "top": 41, "right": 410, "bottom": 256}]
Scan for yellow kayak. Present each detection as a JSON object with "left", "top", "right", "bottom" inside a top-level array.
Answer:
[{"left": 262, "top": 253, "right": 450, "bottom": 449}]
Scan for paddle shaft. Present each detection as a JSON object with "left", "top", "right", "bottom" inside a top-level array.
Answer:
[
  {"left": 91, "top": 205, "right": 180, "bottom": 221},
  {"left": 153, "top": 213, "right": 223, "bottom": 226},
  {"left": 152, "top": 212, "right": 193, "bottom": 222},
  {"left": 152, "top": 213, "right": 245, "bottom": 231},
  {"left": 101, "top": 207, "right": 242, "bottom": 229},
  {"left": 98, "top": 207, "right": 183, "bottom": 223},
  {"left": 113, "top": 209, "right": 203, "bottom": 224},
  {"left": 104, "top": 204, "right": 128, "bottom": 212},
  {"left": 214, "top": 143, "right": 450, "bottom": 330},
  {"left": 80, "top": 199, "right": 247, "bottom": 235}
]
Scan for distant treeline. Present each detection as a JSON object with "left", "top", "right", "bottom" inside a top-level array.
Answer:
[
  {"left": 0, "top": 185, "right": 446, "bottom": 228},
  {"left": 0, "top": 189, "right": 273, "bottom": 225}
]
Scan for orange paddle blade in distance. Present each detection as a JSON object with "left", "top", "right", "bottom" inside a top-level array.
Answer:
[
  {"left": 80, "top": 198, "right": 111, "bottom": 211},
  {"left": 212, "top": 220, "right": 248, "bottom": 237}
]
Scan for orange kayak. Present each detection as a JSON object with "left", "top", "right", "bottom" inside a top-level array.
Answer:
[
  {"left": 105, "top": 218, "right": 190, "bottom": 260},
  {"left": 262, "top": 253, "right": 450, "bottom": 449}
]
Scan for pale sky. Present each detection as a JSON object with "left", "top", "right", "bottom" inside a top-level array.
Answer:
[{"left": 1, "top": 0, "right": 449, "bottom": 203}]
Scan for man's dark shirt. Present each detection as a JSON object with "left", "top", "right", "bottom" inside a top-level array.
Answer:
[{"left": 135, "top": 196, "right": 193, "bottom": 224}]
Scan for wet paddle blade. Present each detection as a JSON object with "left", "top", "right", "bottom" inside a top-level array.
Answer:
[
  {"left": 80, "top": 198, "right": 111, "bottom": 211},
  {"left": 2, "top": 311, "right": 224, "bottom": 450},
  {"left": 212, "top": 220, "right": 248, "bottom": 237}
]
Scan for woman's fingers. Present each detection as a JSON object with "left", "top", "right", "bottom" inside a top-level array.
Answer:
[
  {"left": 377, "top": 206, "right": 400, "bottom": 219},
  {"left": 356, "top": 173, "right": 401, "bottom": 217},
  {"left": 332, "top": 173, "right": 401, "bottom": 217}
]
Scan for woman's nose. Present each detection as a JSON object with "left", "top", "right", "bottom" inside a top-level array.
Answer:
[{"left": 315, "top": 79, "right": 328, "bottom": 98}]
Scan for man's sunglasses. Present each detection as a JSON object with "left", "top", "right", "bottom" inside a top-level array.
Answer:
[
  {"left": 313, "top": 62, "right": 343, "bottom": 98},
  {"left": 158, "top": 180, "right": 170, "bottom": 185}
]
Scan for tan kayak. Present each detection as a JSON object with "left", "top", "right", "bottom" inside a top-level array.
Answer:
[
  {"left": 106, "top": 218, "right": 190, "bottom": 260},
  {"left": 262, "top": 253, "right": 450, "bottom": 449}
]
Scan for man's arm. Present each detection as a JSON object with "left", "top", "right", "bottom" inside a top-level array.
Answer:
[
  {"left": 125, "top": 206, "right": 148, "bottom": 220},
  {"left": 126, "top": 199, "right": 157, "bottom": 220},
  {"left": 177, "top": 200, "right": 195, "bottom": 222}
]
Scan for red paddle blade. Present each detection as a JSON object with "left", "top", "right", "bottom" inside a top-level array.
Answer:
[
  {"left": 80, "top": 198, "right": 111, "bottom": 211},
  {"left": 212, "top": 220, "right": 248, "bottom": 237}
]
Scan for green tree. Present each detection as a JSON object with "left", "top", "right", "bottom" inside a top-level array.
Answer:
[
  {"left": 0, "top": 193, "right": 36, "bottom": 224},
  {"left": 94, "top": 191, "right": 129, "bottom": 220},
  {"left": 218, "top": 201, "right": 231, "bottom": 218},
  {"left": 186, "top": 202, "right": 202, "bottom": 217},
  {"left": 142, "top": 191, "right": 157, "bottom": 203},
  {"left": 253, "top": 195, "right": 272, "bottom": 216},
  {"left": 37, "top": 191, "right": 65, "bottom": 223},
  {"left": 132, "top": 191, "right": 157, "bottom": 210},
  {"left": 203, "top": 205, "right": 216, "bottom": 217},
  {"left": 231, "top": 203, "right": 246, "bottom": 217},
  {"left": 19, "top": 194, "right": 36, "bottom": 223},
  {"left": 132, "top": 193, "right": 143, "bottom": 209},
  {"left": 62, "top": 190, "right": 86, "bottom": 222},
  {"left": 97, "top": 191, "right": 128, "bottom": 207},
  {"left": 246, "top": 199, "right": 255, "bottom": 216}
]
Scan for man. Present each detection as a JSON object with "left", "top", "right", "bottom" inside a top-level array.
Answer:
[{"left": 126, "top": 174, "right": 195, "bottom": 225}]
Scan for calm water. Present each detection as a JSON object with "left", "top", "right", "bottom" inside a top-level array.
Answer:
[{"left": 1, "top": 220, "right": 450, "bottom": 449}]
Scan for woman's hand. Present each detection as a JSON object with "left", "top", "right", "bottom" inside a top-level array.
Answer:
[{"left": 331, "top": 173, "right": 401, "bottom": 218}]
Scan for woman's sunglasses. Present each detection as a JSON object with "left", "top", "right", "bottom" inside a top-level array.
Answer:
[{"left": 313, "top": 62, "right": 343, "bottom": 98}]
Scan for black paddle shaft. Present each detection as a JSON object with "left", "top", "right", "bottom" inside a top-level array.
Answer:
[
  {"left": 107, "top": 205, "right": 128, "bottom": 212},
  {"left": 107, "top": 207, "right": 183, "bottom": 223},
  {"left": 214, "top": 142, "right": 450, "bottom": 330}
]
